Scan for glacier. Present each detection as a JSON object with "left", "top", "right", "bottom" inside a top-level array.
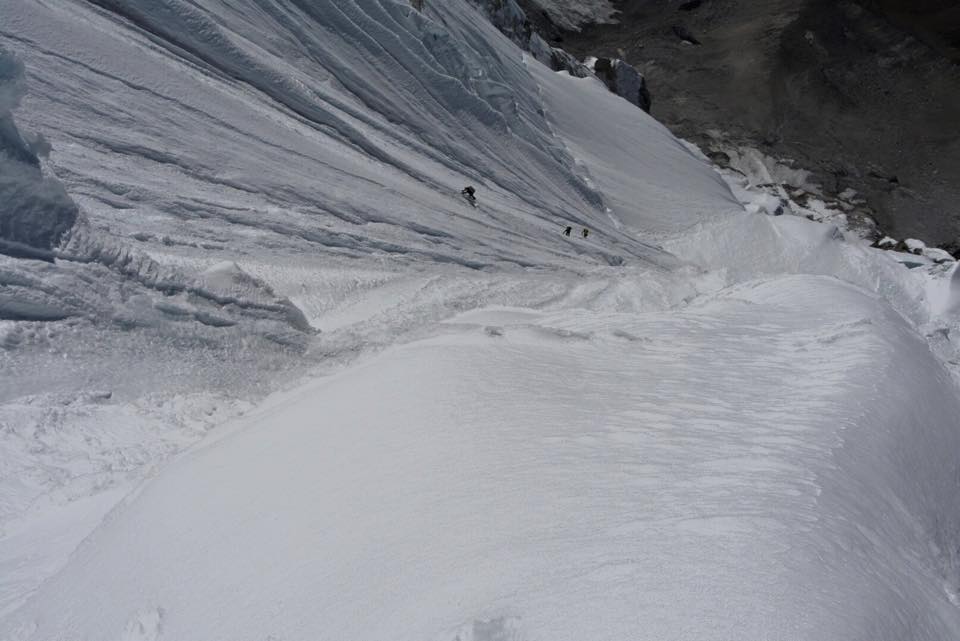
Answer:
[{"left": 1, "top": 0, "right": 959, "bottom": 639}]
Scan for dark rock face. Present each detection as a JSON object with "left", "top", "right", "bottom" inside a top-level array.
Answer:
[
  {"left": 551, "top": 0, "right": 960, "bottom": 244},
  {"left": 593, "top": 57, "right": 652, "bottom": 112},
  {"left": 939, "top": 241, "right": 960, "bottom": 259},
  {"left": 471, "top": 1, "right": 649, "bottom": 109},
  {"left": 671, "top": 24, "right": 701, "bottom": 45},
  {"left": 543, "top": 47, "right": 593, "bottom": 78},
  {"left": 861, "top": 0, "right": 960, "bottom": 62},
  {"left": 514, "top": 0, "right": 565, "bottom": 41}
]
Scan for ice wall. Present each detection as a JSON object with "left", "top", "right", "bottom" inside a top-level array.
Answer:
[{"left": 0, "top": 49, "right": 77, "bottom": 261}]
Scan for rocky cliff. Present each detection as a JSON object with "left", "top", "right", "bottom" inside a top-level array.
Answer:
[{"left": 534, "top": 0, "right": 960, "bottom": 247}]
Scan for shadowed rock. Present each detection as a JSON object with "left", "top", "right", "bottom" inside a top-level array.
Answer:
[{"left": 543, "top": 0, "right": 960, "bottom": 244}]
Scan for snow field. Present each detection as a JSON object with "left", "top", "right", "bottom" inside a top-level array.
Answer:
[{"left": 5, "top": 277, "right": 960, "bottom": 640}]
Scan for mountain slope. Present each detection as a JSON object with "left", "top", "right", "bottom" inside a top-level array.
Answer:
[
  {"left": 552, "top": 0, "right": 960, "bottom": 245},
  {"left": 1, "top": 1, "right": 960, "bottom": 639}
]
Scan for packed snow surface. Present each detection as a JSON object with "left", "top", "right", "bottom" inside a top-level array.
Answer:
[
  {"left": 9, "top": 278, "right": 960, "bottom": 641},
  {"left": 1, "top": 0, "right": 960, "bottom": 639}
]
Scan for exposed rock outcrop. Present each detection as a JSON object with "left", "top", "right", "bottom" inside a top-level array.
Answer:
[
  {"left": 466, "top": 0, "right": 593, "bottom": 78},
  {"left": 549, "top": 0, "right": 960, "bottom": 245},
  {"left": 468, "top": 1, "right": 650, "bottom": 109},
  {"left": 589, "top": 57, "right": 652, "bottom": 112}
]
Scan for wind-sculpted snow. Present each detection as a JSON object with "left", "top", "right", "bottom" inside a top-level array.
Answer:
[
  {"left": 80, "top": 0, "right": 588, "bottom": 206},
  {"left": 1, "top": 0, "right": 724, "bottom": 404},
  {"left": 5, "top": 0, "right": 645, "bottom": 261},
  {"left": 0, "top": 40, "right": 315, "bottom": 336},
  {"left": 6, "top": 277, "right": 960, "bottom": 640}
]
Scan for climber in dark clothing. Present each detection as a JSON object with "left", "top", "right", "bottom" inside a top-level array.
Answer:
[
  {"left": 563, "top": 226, "right": 572, "bottom": 236},
  {"left": 582, "top": 228, "right": 589, "bottom": 238},
  {"left": 461, "top": 185, "right": 477, "bottom": 206}
]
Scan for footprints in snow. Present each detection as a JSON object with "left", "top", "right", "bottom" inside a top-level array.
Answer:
[
  {"left": 449, "top": 308, "right": 654, "bottom": 345},
  {"left": 478, "top": 323, "right": 652, "bottom": 345},
  {"left": 482, "top": 324, "right": 593, "bottom": 343},
  {"left": 118, "top": 608, "right": 163, "bottom": 641},
  {"left": 443, "top": 615, "right": 524, "bottom": 641},
  {"left": 114, "top": 607, "right": 518, "bottom": 641}
]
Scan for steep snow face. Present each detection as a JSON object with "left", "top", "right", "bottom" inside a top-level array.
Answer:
[
  {"left": 532, "top": 62, "right": 739, "bottom": 236},
  {"left": 5, "top": 0, "right": 663, "bottom": 269},
  {"left": 0, "top": 0, "right": 736, "bottom": 617},
  {"left": 0, "top": 0, "right": 727, "bottom": 393},
  {"left": 0, "top": 0, "right": 739, "bottom": 396}
]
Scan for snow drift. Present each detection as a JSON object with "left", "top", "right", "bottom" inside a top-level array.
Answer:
[{"left": 6, "top": 276, "right": 960, "bottom": 641}]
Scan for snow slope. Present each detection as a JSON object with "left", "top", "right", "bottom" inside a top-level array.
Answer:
[
  {"left": 0, "top": 0, "right": 733, "bottom": 618},
  {"left": 2, "top": 0, "right": 960, "bottom": 639},
  {"left": 6, "top": 278, "right": 960, "bottom": 641}
]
